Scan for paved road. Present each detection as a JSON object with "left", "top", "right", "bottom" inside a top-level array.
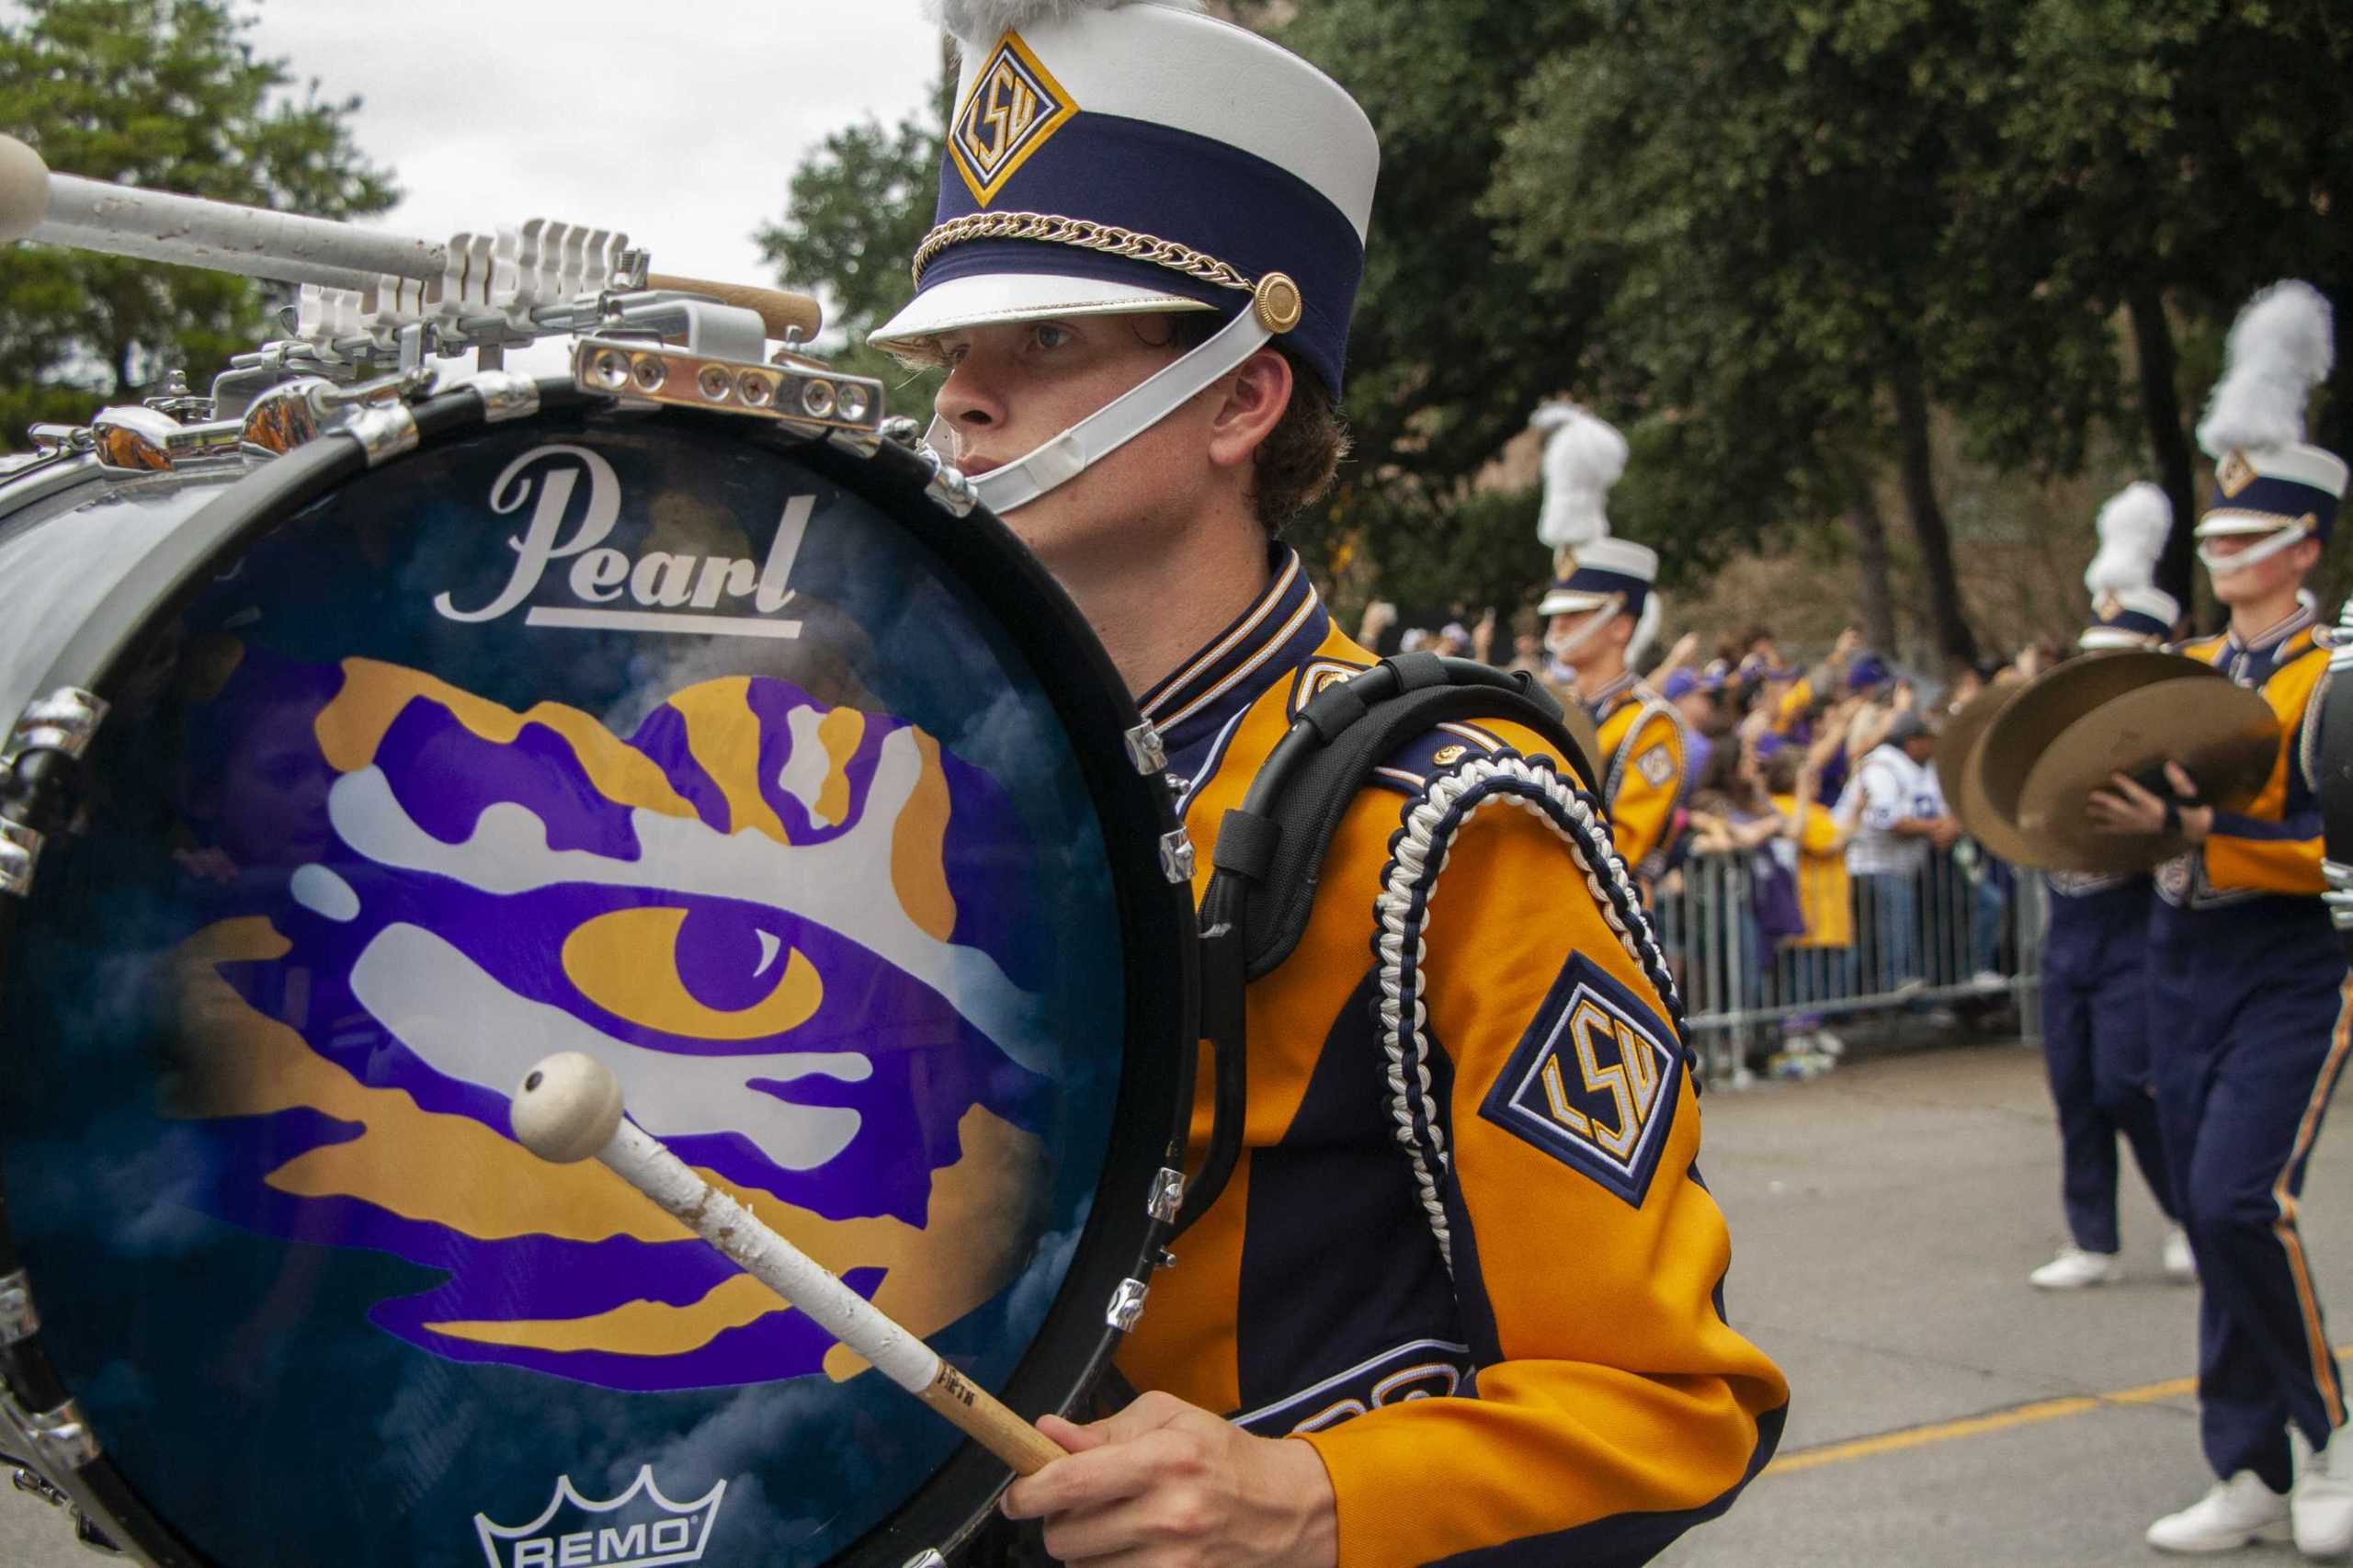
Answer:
[
  {"left": 1659, "top": 1037, "right": 2351, "bottom": 1568},
  {"left": 5, "top": 1038, "right": 2346, "bottom": 1566}
]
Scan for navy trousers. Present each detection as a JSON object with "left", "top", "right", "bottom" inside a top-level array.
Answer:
[
  {"left": 2040, "top": 906, "right": 2174, "bottom": 1253},
  {"left": 2152, "top": 906, "right": 2351, "bottom": 1491}
]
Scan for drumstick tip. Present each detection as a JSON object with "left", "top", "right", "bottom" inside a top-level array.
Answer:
[
  {"left": 511, "top": 1051, "right": 626, "bottom": 1163},
  {"left": 0, "top": 135, "right": 51, "bottom": 244}
]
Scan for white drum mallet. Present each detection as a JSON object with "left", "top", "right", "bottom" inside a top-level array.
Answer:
[{"left": 508, "top": 1051, "right": 1068, "bottom": 1475}]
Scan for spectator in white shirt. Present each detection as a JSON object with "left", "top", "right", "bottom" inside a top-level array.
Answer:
[{"left": 1846, "top": 711, "right": 1961, "bottom": 989}]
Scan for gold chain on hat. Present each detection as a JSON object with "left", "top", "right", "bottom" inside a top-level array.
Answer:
[
  {"left": 912, "top": 212, "right": 1255, "bottom": 293},
  {"left": 908, "top": 212, "right": 1303, "bottom": 335}
]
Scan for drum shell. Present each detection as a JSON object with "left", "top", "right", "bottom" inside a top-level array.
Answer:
[{"left": 0, "top": 385, "right": 1197, "bottom": 1568}]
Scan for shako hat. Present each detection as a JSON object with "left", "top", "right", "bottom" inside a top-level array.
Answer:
[
  {"left": 2079, "top": 481, "right": 2181, "bottom": 649},
  {"left": 869, "top": 1, "right": 1379, "bottom": 513},
  {"left": 1530, "top": 402, "right": 1662, "bottom": 660},
  {"left": 2194, "top": 281, "right": 2347, "bottom": 558}
]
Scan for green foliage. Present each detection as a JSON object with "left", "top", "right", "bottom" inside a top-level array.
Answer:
[
  {"left": 0, "top": 0, "right": 396, "bottom": 447},
  {"left": 753, "top": 1, "right": 2353, "bottom": 648},
  {"left": 756, "top": 62, "right": 954, "bottom": 401}
]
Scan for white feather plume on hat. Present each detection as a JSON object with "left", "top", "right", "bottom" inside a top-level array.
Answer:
[
  {"left": 931, "top": 0, "right": 1202, "bottom": 47},
  {"left": 1531, "top": 401, "right": 1629, "bottom": 551},
  {"left": 2197, "top": 280, "right": 2336, "bottom": 460},
  {"left": 2084, "top": 481, "right": 2171, "bottom": 598}
]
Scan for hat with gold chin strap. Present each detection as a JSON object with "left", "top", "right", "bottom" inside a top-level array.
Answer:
[
  {"left": 869, "top": 0, "right": 1379, "bottom": 515},
  {"left": 2193, "top": 280, "right": 2348, "bottom": 575}
]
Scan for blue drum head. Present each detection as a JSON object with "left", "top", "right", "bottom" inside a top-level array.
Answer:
[{"left": 0, "top": 404, "right": 1180, "bottom": 1568}]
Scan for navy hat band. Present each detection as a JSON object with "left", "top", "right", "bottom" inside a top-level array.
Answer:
[
  {"left": 2098, "top": 608, "right": 2171, "bottom": 639},
  {"left": 2205, "top": 473, "right": 2340, "bottom": 541},
  {"left": 1564, "top": 564, "right": 1652, "bottom": 600},
  {"left": 926, "top": 112, "right": 1365, "bottom": 395}
]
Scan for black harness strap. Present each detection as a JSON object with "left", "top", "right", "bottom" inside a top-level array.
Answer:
[{"left": 1173, "top": 654, "right": 1601, "bottom": 1234}]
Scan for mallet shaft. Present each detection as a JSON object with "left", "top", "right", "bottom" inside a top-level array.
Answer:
[{"left": 596, "top": 1119, "right": 1067, "bottom": 1477}]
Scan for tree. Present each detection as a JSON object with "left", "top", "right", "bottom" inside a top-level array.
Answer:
[
  {"left": 0, "top": 0, "right": 397, "bottom": 447},
  {"left": 1983, "top": 0, "right": 2353, "bottom": 608},
  {"left": 756, "top": 56, "right": 955, "bottom": 394}
]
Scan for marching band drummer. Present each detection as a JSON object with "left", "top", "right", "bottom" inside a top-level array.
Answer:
[
  {"left": 2086, "top": 282, "right": 2353, "bottom": 1559},
  {"left": 868, "top": 2, "right": 1786, "bottom": 1562}
]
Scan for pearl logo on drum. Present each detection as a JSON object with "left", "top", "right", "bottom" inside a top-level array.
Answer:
[
  {"left": 473, "top": 1467, "right": 727, "bottom": 1568},
  {"left": 434, "top": 443, "right": 811, "bottom": 640}
]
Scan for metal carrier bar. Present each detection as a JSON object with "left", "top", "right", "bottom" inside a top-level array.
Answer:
[{"left": 35, "top": 176, "right": 449, "bottom": 290}]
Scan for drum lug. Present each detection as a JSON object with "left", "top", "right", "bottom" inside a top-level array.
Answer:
[
  {"left": 1105, "top": 1277, "right": 1151, "bottom": 1333},
  {"left": 19, "top": 1403, "right": 99, "bottom": 1471},
  {"left": 1124, "top": 722, "right": 1168, "bottom": 777},
  {"left": 880, "top": 416, "right": 924, "bottom": 449},
  {"left": 335, "top": 401, "right": 421, "bottom": 467},
  {"left": 0, "top": 820, "right": 41, "bottom": 898},
  {"left": 926, "top": 462, "right": 980, "bottom": 518},
  {"left": 471, "top": 370, "right": 541, "bottom": 425},
  {"left": 1147, "top": 1166, "right": 1186, "bottom": 1224},
  {"left": 5, "top": 688, "right": 108, "bottom": 774},
  {"left": 0, "top": 1271, "right": 38, "bottom": 1345},
  {"left": 1157, "top": 828, "right": 1196, "bottom": 884}
]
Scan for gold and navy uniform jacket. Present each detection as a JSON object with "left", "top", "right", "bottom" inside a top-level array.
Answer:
[
  {"left": 2156, "top": 606, "right": 2336, "bottom": 928},
  {"left": 1116, "top": 551, "right": 1787, "bottom": 1568},
  {"left": 1588, "top": 673, "right": 1689, "bottom": 880}
]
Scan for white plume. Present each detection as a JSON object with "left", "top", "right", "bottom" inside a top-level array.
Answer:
[
  {"left": 1532, "top": 402, "right": 1629, "bottom": 550},
  {"left": 930, "top": 0, "right": 1201, "bottom": 48},
  {"left": 2197, "top": 280, "right": 2336, "bottom": 460},
  {"left": 2084, "top": 481, "right": 2172, "bottom": 598}
]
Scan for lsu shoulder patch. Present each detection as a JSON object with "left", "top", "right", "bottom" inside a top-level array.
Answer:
[
  {"left": 1635, "top": 743, "right": 1676, "bottom": 788},
  {"left": 1479, "top": 951, "right": 1681, "bottom": 1208}
]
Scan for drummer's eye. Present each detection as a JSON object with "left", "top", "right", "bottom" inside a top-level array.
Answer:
[{"left": 1030, "top": 323, "right": 1074, "bottom": 352}]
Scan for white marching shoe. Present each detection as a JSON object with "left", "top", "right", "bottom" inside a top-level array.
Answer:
[
  {"left": 2163, "top": 1225, "right": 2198, "bottom": 1283},
  {"left": 2146, "top": 1471, "right": 2290, "bottom": 1553},
  {"left": 2029, "top": 1245, "right": 2120, "bottom": 1290},
  {"left": 2295, "top": 1431, "right": 2353, "bottom": 1558}
]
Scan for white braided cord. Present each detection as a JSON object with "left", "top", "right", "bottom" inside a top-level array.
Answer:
[{"left": 1372, "top": 751, "right": 1685, "bottom": 1273}]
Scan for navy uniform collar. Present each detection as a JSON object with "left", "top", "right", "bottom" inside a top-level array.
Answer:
[
  {"left": 1586, "top": 670, "right": 1641, "bottom": 722},
  {"left": 2219, "top": 601, "right": 2319, "bottom": 686},
  {"left": 1139, "top": 545, "right": 1331, "bottom": 761}
]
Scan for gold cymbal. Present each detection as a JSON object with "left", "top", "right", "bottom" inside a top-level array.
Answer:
[
  {"left": 1936, "top": 681, "right": 2027, "bottom": 857},
  {"left": 1972, "top": 652, "right": 2213, "bottom": 828},
  {"left": 2009, "top": 677, "right": 2278, "bottom": 873}
]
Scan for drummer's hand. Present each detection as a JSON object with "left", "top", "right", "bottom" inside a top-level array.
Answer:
[{"left": 1002, "top": 1392, "right": 1337, "bottom": 1566}]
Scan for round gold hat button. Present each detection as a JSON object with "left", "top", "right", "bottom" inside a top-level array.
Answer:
[{"left": 1253, "top": 272, "right": 1303, "bottom": 335}]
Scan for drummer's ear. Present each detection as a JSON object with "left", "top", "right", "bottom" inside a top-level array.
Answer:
[{"left": 1204, "top": 347, "right": 1292, "bottom": 472}]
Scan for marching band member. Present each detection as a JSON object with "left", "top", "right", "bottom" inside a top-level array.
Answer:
[
  {"left": 2086, "top": 282, "right": 2353, "bottom": 1558},
  {"left": 1531, "top": 403, "right": 1689, "bottom": 887},
  {"left": 2027, "top": 483, "right": 2188, "bottom": 1292},
  {"left": 869, "top": 2, "right": 1785, "bottom": 1562}
]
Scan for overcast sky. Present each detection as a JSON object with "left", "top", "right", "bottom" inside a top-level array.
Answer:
[{"left": 244, "top": 1, "right": 942, "bottom": 298}]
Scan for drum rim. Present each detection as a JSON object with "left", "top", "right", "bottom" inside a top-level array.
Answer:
[{"left": 0, "top": 380, "right": 1198, "bottom": 1568}]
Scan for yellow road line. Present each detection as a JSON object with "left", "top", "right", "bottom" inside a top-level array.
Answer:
[{"left": 1766, "top": 1344, "right": 2353, "bottom": 1478}]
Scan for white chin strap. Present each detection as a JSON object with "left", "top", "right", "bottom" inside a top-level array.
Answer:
[
  {"left": 1544, "top": 601, "right": 1621, "bottom": 662},
  {"left": 2198, "top": 521, "right": 2312, "bottom": 577},
  {"left": 931, "top": 308, "right": 1273, "bottom": 515}
]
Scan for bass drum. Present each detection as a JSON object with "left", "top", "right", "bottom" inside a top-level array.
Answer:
[{"left": 0, "top": 379, "right": 1195, "bottom": 1568}]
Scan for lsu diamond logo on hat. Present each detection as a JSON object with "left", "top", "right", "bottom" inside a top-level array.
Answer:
[
  {"left": 1481, "top": 954, "right": 1681, "bottom": 1208},
  {"left": 474, "top": 1467, "right": 725, "bottom": 1568},
  {"left": 949, "top": 31, "right": 1079, "bottom": 207},
  {"left": 2217, "top": 449, "right": 2256, "bottom": 498}
]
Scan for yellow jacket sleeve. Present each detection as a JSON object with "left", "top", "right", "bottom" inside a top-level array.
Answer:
[
  {"left": 1301, "top": 788, "right": 1787, "bottom": 1567},
  {"left": 1608, "top": 710, "right": 1685, "bottom": 871}
]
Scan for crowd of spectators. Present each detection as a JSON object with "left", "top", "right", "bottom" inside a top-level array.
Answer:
[{"left": 1361, "top": 601, "right": 2065, "bottom": 1083}]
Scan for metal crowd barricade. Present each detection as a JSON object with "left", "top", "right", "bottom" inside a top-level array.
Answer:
[{"left": 1653, "top": 845, "right": 2049, "bottom": 1085}]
